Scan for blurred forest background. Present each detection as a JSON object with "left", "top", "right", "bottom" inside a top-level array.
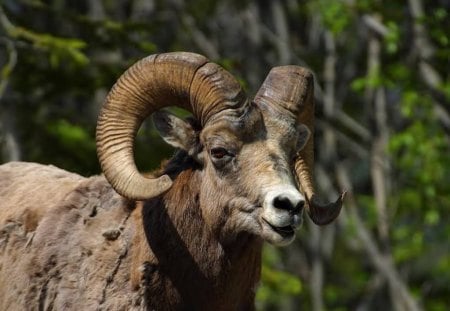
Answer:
[{"left": 0, "top": 0, "right": 449, "bottom": 310}]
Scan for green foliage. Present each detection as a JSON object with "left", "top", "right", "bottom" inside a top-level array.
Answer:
[
  {"left": 389, "top": 92, "right": 450, "bottom": 202},
  {"left": 47, "top": 119, "right": 94, "bottom": 152},
  {"left": 355, "top": 195, "right": 377, "bottom": 227},
  {"left": 325, "top": 235, "right": 372, "bottom": 308},
  {"left": 350, "top": 68, "right": 384, "bottom": 92},
  {"left": 393, "top": 228, "right": 424, "bottom": 263},
  {"left": 311, "top": 0, "right": 352, "bottom": 34},
  {"left": 257, "top": 246, "right": 302, "bottom": 308},
  {"left": 18, "top": 29, "right": 89, "bottom": 67},
  {"left": 4, "top": 18, "right": 89, "bottom": 67},
  {"left": 385, "top": 21, "right": 400, "bottom": 54},
  {"left": 387, "top": 71, "right": 450, "bottom": 309},
  {"left": 427, "top": 8, "right": 449, "bottom": 61}
]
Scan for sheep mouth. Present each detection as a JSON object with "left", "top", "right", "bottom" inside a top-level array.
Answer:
[{"left": 263, "top": 219, "right": 295, "bottom": 238}]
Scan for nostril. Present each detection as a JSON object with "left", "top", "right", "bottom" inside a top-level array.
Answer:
[
  {"left": 272, "top": 195, "right": 305, "bottom": 214},
  {"left": 273, "top": 196, "right": 295, "bottom": 211}
]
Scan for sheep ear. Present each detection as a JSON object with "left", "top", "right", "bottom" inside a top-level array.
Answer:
[
  {"left": 296, "top": 124, "right": 311, "bottom": 151},
  {"left": 153, "top": 111, "right": 198, "bottom": 152}
]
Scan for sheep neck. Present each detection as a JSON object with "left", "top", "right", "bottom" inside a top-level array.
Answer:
[{"left": 132, "top": 168, "right": 262, "bottom": 310}]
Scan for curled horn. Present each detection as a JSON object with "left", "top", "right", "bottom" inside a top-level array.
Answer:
[
  {"left": 96, "top": 52, "right": 247, "bottom": 200},
  {"left": 254, "top": 66, "right": 344, "bottom": 225}
]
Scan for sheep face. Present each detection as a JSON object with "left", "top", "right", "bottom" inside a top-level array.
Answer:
[{"left": 153, "top": 104, "right": 311, "bottom": 246}]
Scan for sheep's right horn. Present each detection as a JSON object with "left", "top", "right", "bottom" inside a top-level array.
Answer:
[
  {"left": 96, "top": 52, "right": 247, "bottom": 200},
  {"left": 254, "top": 66, "right": 344, "bottom": 225}
]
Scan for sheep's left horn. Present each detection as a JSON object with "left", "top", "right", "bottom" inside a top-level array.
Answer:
[{"left": 254, "top": 66, "right": 344, "bottom": 225}]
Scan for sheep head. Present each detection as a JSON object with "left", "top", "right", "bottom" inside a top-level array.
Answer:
[{"left": 96, "top": 52, "right": 343, "bottom": 246}]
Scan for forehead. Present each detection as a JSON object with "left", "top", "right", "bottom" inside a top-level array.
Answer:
[
  {"left": 201, "top": 104, "right": 297, "bottom": 146},
  {"left": 201, "top": 104, "right": 264, "bottom": 142}
]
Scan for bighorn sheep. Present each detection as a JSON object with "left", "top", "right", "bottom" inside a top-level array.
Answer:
[{"left": 0, "top": 52, "right": 344, "bottom": 310}]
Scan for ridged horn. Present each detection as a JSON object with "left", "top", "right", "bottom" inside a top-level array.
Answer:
[
  {"left": 96, "top": 52, "right": 247, "bottom": 200},
  {"left": 254, "top": 66, "right": 344, "bottom": 225}
]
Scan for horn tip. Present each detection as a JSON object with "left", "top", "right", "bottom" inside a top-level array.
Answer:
[
  {"left": 117, "top": 174, "right": 173, "bottom": 201},
  {"left": 307, "top": 192, "right": 345, "bottom": 226},
  {"left": 159, "top": 174, "right": 173, "bottom": 190},
  {"left": 143, "top": 174, "right": 173, "bottom": 199}
]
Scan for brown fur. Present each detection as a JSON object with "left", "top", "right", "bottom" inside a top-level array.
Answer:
[
  {"left": 0, "top": 103, "right": 312, "bottom": 310},
  {"left": 0, "top": 161, "right": 261, "bottom": 310}
]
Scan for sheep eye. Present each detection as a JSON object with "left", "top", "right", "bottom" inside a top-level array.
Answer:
[{"left": 210, "top": 147, "right": 229, "bottom": 159}]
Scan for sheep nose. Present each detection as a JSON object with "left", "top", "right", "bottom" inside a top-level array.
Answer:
[{"left": 272, "top": 195, "right": 305, "bottom": 214}]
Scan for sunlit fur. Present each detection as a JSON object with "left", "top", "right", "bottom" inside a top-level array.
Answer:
[{"left": 0, "top": 104, "right": 310, "bottom": 310}]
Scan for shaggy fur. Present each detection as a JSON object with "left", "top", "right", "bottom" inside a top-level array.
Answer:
[
  {"left": 0, "top": 160, "right": 261, "bottom": 310},
  {"left": 0, "top": 162, "right": 136, "bottom": 310}
]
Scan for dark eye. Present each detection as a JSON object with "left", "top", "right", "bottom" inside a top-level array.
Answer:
[{"left": 210, "top": 147, "right": 229, "bottom": 159}]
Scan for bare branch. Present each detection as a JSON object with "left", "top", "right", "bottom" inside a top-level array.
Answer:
[
  {"left": 371, "top": 89, "right": 390, "bottom": 252},
  {"left": 408, "top": 0, "right": 435, "bottom": 60},
  {"left": 365, "top": 15, "right": 391, "bottom": 253},
  {"left": 334, "top": 110, "right": 372, "bottom": 142},
  {"left": 0, "top": 38, "right": 17, "bottom": 99},
  {"left": 407, "top": 0, "right": 450, "bottom": 127},
  {"left": 355, "top": 273, "right": 385, "bottom": 311},
  {"left": 0, "top": 31, "right": 20, "bottom": 161},
  {"left": 321, "top": 31, "right": 338, "bottom": 163},
  {"left": 336, "top": 165, "right": 423, "bottom": 311},
  {"left": 317, "top": 120, "right": 370, "bottom": 159},
  {"left": 271, "top": 0, "right": 291, "bottom": 64},
  {"left": 362, "top": 15, "right": 388, "bottom": 37},
  {"left": 0, "top": 6, "right": 14, "bottom": 35},
  {"left": 181, "top": 15, "right": 220, "bottom": 60}
]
